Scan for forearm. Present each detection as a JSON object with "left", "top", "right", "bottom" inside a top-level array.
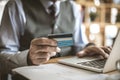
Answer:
[
  {"left": 8, "top": 50, "right": 29, "bottom": 66},
  {"left": 73, "top": 42, "right": 96, "bottom": 55},
  {"left": 0, "top": 50, "right": 29, "bottom": 67},
  {"left": 84, "top": 42, "right": 96, "bottom": 48},
  {"left": 0, "top": 55, "right": 18, "bottom": 74}
]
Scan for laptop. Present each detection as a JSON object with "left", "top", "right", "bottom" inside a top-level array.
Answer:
[{"left": 58, "top": 31, "right": 120, "bottom": 73}]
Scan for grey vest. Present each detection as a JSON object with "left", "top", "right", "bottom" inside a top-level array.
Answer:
[{"left": 20, "top": 0, "right": 75, "bottom": 56}]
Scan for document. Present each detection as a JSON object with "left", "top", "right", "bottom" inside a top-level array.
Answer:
[{"left": 12, "top": 63, "right": 120, "bottom": 80}]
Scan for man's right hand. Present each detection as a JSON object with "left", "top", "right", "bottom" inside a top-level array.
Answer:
[{"left": 28, "top": 38, "right": 61, "bottom": 65}]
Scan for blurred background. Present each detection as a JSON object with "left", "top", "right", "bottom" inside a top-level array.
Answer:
[
  {"left": 76, "top": 0, "right": 120, "bottom": 47},
  {"left": 0, "top": 0, "right": 120, "bottom": 47}
]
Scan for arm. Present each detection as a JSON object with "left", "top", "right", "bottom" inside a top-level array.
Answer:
[
  {"left": 0, "top": 0, "right": 27, "bottom": 66},
  {"left": 71, "top": 1, "right": 111, "bottom": 58},
  {"left": 70, "top": 1, "right": 88, "bottom": 53},
  {"left": 0, "top": 0, "right": 60, "bottom": 66}
]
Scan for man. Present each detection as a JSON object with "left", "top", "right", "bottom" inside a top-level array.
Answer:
[{"left": 0, "top": 0, "right": 110, "bottom": 72}]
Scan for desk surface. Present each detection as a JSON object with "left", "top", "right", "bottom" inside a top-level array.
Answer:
[{"left": 13, "top": 57, "right": 120, "bottom": 80}]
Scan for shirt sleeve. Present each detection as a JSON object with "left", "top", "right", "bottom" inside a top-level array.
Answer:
[
  {"left": 0, "top": 0, "right": 27, "bottom": 66},
  {"left": 70, "top": 1, "right": 89, "bottom": 52}
]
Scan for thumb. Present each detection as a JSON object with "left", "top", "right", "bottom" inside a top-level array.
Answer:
[
  {"left": 56, "top": 47, "right": 61, "bottom": 52},
  {"left": 76, "top": 50, "right": 87, "bottom": 58}
]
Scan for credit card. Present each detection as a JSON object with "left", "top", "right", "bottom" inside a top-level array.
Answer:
[{"left": 48, "top": 33, "right": 73, "bottom": 47}]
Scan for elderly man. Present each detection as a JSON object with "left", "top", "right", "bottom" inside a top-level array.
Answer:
[{"left": 0, "top": 0, "right": 111, "bottom": 79}]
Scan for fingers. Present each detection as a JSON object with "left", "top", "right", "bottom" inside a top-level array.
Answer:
[
  {"left": 31, "top": 57, "right": 50, "bottom": 65},
  {"left": 32, "top": 46, "right": 61, "bottom": 53},
  {"left": 29, "top": 38, "right": 61, "bottom": 65},
  {"left": 56, "top": 47, "right": 61, "bottom": 52},
  {"left": 30, "top": 52, "right": 50, "bottom": 59},
  {"left": 30, "top": 51, "right": 58, "bottom": 65},
  {"left": 29, "top": 52, "right": 50, "bottom": 65},
  {"left": 77, "top": 46, "right": 111, "bottom": 59},
  {"left": 76, "top": 50, "right": 87, "bottom": 58},
  {"left": 31, "top": 37, "right": 57, "bottom": 46},
  {"left": 100, "top": 46, "right": 112, "bottom": 54},
  {"left": 99, "top": 46, "right": 112, "bottom": 58},
  {"left": 97, "top": 47, "right": 109, "bottom": 58},
  {"left": 49, "top": 52, "right": 56, "bottom": 57},
  {"left": 48, "top": 47, "right": 61, "bottom": 57},
  {"left": 33, "top": 46, "right": 58, "bottom": 53}
]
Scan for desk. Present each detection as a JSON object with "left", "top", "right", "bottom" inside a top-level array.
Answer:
[{"left": 12, "top": 57, "right": 120, "bottom": 80}]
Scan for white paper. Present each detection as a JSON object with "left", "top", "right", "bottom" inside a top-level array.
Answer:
[{"left": 12, "top": 63, "right": 118, "bottom": 80}]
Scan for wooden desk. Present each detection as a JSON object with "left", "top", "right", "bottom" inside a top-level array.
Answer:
[{"left": 46, "top": 56, "right": 72, "bottom": 63}]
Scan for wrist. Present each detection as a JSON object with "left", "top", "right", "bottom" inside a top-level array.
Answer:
[
  {"left": 85, "top": 43, "right": 96, "bottom": 48},
  {"left": 27, "top": 51, "right": 33, "bottom": 65}
]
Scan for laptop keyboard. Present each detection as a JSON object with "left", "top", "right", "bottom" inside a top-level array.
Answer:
[{"left": 77, "top": 59, "right": 107, "bottom": 69}]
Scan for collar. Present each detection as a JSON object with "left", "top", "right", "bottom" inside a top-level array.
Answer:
[
  {"left": 40, "top": 0, "right": 61, "bottom": 16},
  {"left": 40, "top": 0, "right": 53, "bottom": 11}
]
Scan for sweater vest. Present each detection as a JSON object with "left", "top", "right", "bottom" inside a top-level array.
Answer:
[{"left": 20, "top": 0, "right": 75, "bottom": 56}]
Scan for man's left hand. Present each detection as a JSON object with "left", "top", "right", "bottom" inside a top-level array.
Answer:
[{"left": 76, "top": 46, "right": 112, "bottom": 59}]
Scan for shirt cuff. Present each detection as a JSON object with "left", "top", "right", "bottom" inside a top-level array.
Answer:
[{"left": 8, "top": 50, "right": 29, "bottom": 66}]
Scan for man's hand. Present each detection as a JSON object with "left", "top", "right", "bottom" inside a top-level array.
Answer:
[
  {"left": 76, "top": 46, "right": 112, "bottom": 59},
  {"left": 28, "top": 38, "right": 61, "bottom": 65}
]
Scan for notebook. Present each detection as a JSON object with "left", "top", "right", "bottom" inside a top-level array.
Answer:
[{"left": 58, "top": 31, "right": 120, "bottom": 73}]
